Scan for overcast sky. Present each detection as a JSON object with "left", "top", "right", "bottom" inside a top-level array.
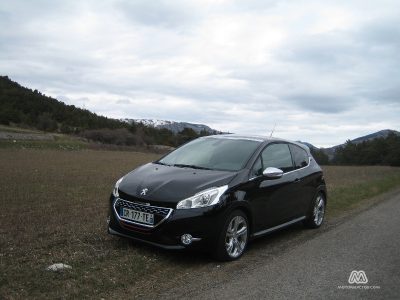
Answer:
[{"left": 1, "top": 0, "right": 400, "bottom": 147}]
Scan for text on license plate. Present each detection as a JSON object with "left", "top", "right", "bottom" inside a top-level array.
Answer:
[{"left": 121, "top": 207, "right": 154, "bottom": 225}]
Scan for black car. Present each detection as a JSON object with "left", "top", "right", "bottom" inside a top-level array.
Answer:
[{"left": 108, "top": 134, "right": 327, "bottom": 260}]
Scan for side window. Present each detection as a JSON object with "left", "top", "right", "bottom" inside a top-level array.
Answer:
[
  {"left": 289, "top": 144, "right": 309, "bottom": 169},
  {"left": 251, "top": 157, "right": 263, "bottom": 177},
  {"left": 261, "top": 143, "right": 294, "bottom": 173}
]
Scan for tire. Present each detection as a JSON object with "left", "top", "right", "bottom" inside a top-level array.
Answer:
[
  {"left": 214, "top": 210, "right": 249, "bottom": 261},
  {"left": 303, "top": 192, "right": 326, "bottom": 229}
]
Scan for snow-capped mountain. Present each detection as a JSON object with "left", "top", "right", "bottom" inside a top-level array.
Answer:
[{"left": 122, "top": 119, "right": 223, "bottom": 134}]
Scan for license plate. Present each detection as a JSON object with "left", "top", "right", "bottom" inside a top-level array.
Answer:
[{"left": 121, "top": 207, "right": 154, "bottom": 225}]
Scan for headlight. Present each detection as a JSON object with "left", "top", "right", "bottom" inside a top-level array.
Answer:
[
  {"left": 113, "top": 177, "right": 124, "bottom": 197},
  {"left": 176, "top": 185, "right": 228, "bottom": 209}
]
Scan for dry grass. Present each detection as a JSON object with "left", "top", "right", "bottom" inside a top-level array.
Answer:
[
  {"left": 322, "top": 165, "right": 400, "bottom": 191},
  {"left": 0, "top": 149, "right": 161, "bottom": 299},
  {"left": 0, "top": 149, "right": 399, "bottom": 299},
  {"left": 322, "top": 165, "right": 400, "bottom": 215}
]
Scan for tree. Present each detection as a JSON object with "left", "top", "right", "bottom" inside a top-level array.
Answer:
[
  {"left": 37, "top": 113, "right": 57, "bottom": 132},
  {"left": 331, "top": 133, "right": 400, "bottom": 166},
  {"left": 310, "top": 148, "right": 330, "bottom": 165}
]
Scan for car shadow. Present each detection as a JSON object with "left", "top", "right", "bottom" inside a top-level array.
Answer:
[
  {"left": 112, "top": 235, "right": 215, "bottom": 266},
  {"left": 111, "top": 221, "right": 313, "bottom": 267}
]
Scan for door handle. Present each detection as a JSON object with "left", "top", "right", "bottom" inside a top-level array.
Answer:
[{"left": 293, "top": 178, "right": 301, "bottom": 183}]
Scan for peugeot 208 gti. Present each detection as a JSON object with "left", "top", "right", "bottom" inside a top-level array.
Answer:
[{"left": 108, "top": 134, "right": 327, "bottom": 261}]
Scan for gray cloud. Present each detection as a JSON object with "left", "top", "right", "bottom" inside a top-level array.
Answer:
[
  {"left": 283, "top": 94, "right": 352, "bottom": 113},
  {"left": 116, "top": 0, "right": 199, "bottom": 29}
]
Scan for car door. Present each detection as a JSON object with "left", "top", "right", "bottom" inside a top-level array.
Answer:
[{"left": 246, "top": 143, "right": 299, "bottom": 230}]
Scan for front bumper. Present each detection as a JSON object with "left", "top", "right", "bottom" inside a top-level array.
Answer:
[
  {"left": 108, "top": 195, "right": 226, "bottom": 251},
  {"left": 108, "top": 227, "right": 185, "bottom": 249}
]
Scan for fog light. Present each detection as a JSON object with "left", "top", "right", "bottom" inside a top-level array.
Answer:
[{"left": 181, "top": 234, "right": 193, "bottom": 245}]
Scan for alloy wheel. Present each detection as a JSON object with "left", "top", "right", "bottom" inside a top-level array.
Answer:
[
  {"left": 313, "top": 195, "right": 325, "bottom": 226},
  {"left": 225, "top": 215, "right": 248, "bottom": 258}
]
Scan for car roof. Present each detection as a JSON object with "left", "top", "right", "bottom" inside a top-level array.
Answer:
[{"left": 205, "top": 134, "right": 310, "bottom": 152}]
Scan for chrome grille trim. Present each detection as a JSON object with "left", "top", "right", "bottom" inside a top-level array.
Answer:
[{"left": 113, "top": 198, "right": 173, "bottom": 228}]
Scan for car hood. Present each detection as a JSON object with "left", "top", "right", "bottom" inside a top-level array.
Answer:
[{"left": 118, "top": 163, "right": 237, "bottom": 205}]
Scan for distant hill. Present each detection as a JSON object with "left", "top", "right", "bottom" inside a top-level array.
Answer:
[
  {"left": 298, "top": 130, "right": 400, "bottom": 166},
  {"left": 0, "top": 75, "right": 214, "bottom": 147},
  {"left": 0, "top": 75, "right": 124, "bottom": 132},
  {"left": 323, "top": 129, "right": 400, "bottom": 159},
  {"left": 122, "top": 118, "right": 222, "bottom": 134},
  {"left": 351, "top": 129, "right": 400, "bottom": 143},
  {"left": 330, "top": 130, "right": 400, "bottom": 166},
  {"left": 299, "top": 129, "right": 400, "bottom": 153}
]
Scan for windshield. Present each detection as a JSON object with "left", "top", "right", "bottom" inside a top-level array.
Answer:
[{"left": 158, "top": 137, "right": 262, "bottom": 171}]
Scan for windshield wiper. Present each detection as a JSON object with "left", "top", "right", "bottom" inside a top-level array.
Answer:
[
  {"left": 154, "top": 161, "right": 169, "bottom": 166},
  {"left": 172, "top": 164, "right": 212, "bottom": 170}
]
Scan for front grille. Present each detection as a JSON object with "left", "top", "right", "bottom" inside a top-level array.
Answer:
[
  {"left": 113, "top": 198, "right": 173, "bottom": 228},
  {"left": 116, "top": 199, "right": 171, "bottom": 216}
]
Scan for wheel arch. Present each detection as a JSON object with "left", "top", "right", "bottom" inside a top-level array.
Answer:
[
  {"left": 305, "top": 185, "right": 327, "bottom": 216},
  {"left": 317, "top": 185, "right": 327, "bottom": 205}
]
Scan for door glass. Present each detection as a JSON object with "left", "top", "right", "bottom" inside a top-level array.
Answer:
[
  {"left": 261, "top": 143, "right": 294, "bottom": 173},
  {"left": 289, "top": 144, "right": 309, "bottom": 169}
]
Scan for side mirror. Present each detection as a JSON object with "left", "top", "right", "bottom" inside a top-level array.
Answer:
[{"left": 263, "top": 167, "right": 284, "bottom": 179}]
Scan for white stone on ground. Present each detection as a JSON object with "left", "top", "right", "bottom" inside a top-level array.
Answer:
[{"left": 46, "top": 263, "right": 72, "bottom": 271}]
